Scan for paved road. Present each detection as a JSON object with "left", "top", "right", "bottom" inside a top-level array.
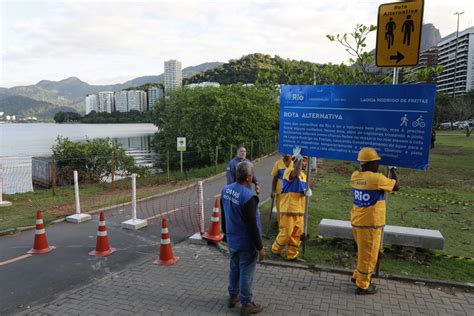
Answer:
[
  {"left": 21, "top": 241, "right": 474, "bottom": 315},
  {"left": 0, "top": 154, "right": 279, "bottom": 315}
]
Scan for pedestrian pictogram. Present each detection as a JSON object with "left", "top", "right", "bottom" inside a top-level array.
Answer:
[{"left": 376, "top": 0, "right": 424, "bottom": 67}]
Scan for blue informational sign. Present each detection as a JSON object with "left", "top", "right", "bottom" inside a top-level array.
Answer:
[{"left": 279, "top": 84, "right": 436, "bottom": 170}]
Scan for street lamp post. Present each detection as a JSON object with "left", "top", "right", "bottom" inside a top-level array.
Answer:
[{"left": 452, "top": 11, "right": 464, "bottom": 98}]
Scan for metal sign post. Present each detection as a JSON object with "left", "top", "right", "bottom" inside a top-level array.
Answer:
[
  {"left": 376, "top": 66, "right": 398, "bottom": 277},
  {"left": 376, "top": 0, "right": 424, "bottom": 67}
]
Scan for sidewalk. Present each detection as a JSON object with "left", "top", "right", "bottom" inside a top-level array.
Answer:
[
  {"left": 0, "top": 154, "right": 279, "bottom": 315},
  {"left": 21, "top": 241, "right": 474, "bottom": 316}
]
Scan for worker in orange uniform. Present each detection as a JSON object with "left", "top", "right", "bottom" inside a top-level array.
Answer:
[
  {"left": 351, "top": 147, "right": 399, "bottom": 295},
  {"left": 271, "top": 147, "right": 311, "bottom": 262},
  {"left": 270, "top": 154, "right": 293, "bottom": 223}
]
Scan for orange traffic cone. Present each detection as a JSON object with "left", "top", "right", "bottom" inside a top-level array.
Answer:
[
  {"left": 153, "top": 218, "right": 179, "bottom": 266},
  {"left": 202, "top": 197, "right": 223, "bottom": 244},
  {"left": 89, "top": 212, "right": 116, "bottom": 257},
  {"left": 27, "top": 211, "right": 55, "bottom": 254}
]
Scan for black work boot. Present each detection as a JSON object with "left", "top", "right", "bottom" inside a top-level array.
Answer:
[{"left": 355, "top": 284, "right": 378, "bottom": 295}]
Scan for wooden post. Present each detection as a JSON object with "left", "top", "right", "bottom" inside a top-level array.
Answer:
[
  {"left": 180, "top": 151, "right": 183, "bottom": 173},
  {"left": 167, "top": 151, "right": 170, "bottom": 181},
  {"left": 215, "top": 146, "right": 218, "bottom": 173},
  {"left": 250, "top": 140, "right": 254, "bottom": 160},
  {"left": 51, "top": 157, "right": 56, "bottom": 196},
  {"left": 111, "top": 149, "right": 115, "bottom": 189}
]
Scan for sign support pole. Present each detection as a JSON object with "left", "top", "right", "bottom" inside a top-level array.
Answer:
[{"left": 376, "top": 66, "right": 398, "bottom": 276}]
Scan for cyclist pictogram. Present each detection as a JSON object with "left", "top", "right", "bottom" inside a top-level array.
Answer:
[
  {"left": 385, "top": 18, "right": 396, "bottom": 49},
  {"left": 412, "top": 115, "right": 425, "bottom": 128}
]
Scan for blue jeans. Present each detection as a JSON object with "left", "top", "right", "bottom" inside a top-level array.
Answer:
[{"left": 228, "top": 247, "right": 258, "bottom": 306}]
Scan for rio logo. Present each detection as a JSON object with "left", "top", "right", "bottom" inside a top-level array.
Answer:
[
  {"left": 354, "top": 190, "right": 371, "bottom": 202},
  {"left": 285, "top": 93, "right": 304, "bottom": 101}
]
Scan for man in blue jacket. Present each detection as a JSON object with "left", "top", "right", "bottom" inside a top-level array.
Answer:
[
  {"left": 221, "top": 161, "right": 265, "bottom": 314},
  {"left": 226, "top": 146, "right": 260, "bottom": 193},
  {"left": 223, "top": 146, "right": 260, "bottom": 240}
]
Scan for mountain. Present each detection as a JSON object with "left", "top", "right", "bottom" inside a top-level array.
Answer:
[
  {"left": 184, "top": 53, "right": 322, "bottom": 85},
  {"left": 0, "top": 93, "right": 76, "bottom": 119},
  {"left": 121, "top": 62, "right": 223, "bottom": 87},
  {"left": 0, "top": 62, "right": 223, "bottom": 118},
  {"left": 420, "top": 23, "right": 441, "bottom": 52}
]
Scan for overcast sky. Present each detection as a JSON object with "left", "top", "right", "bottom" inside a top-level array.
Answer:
[{"left": 0, "top": 0, "right": 472, "bottom": 87}]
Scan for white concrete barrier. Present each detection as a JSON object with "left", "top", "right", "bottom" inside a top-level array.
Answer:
[
  {"left": 122, "top": 174, "right": 148, "bottom": 230},
  {"left": 318, "top": 218, "right": 444, "bottom": 250}
]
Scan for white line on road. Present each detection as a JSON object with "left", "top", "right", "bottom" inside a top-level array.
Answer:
[
  {"left": 144, "top": 208, "right": 182, "bottom": 221},
  {"left": 0, "top": 254, "right": 32, "bottom": 266}
]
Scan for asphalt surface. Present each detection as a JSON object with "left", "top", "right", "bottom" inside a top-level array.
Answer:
[{"left": 0, "top": 154, "right": 279, "bottom": 315}]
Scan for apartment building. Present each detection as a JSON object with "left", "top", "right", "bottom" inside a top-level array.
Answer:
[
  {"left": 148, "top": 87, "right": 164, "bottom": 107},
  {"left": 98, "top": 92, "right": 115, "bottom": 113},
  {"left": 115, "top": 91, "right": 128, "bottom": 112},
  {"left": 127, "top": 90, "right": 147, "bottom": 112},
  {"left": 85, "top": 94, "right": 99, "bottom": 114},
  {"left": 164, "top": 59, "right": 182, "bottom": 92},
  {"left": 437, "top": 26, "right": 474, "bottom": 95}
]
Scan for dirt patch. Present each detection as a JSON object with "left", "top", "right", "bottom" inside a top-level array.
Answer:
[
  {"left": 49, "top": 204, "right": 75, "bottom": 217},
  {"left": 435, "top": 147, "right": 461, "bottom": 155},
  {"left": 334, "top": 164, "right": 352, "bottom": 177}
]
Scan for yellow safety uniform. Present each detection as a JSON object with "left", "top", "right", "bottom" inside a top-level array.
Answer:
[
  {"left": 271, "top": 159, "right": 293, "bottom": 218},
  {"left": 350, "top": 170, "right": 396, "bottom": 290},
  {"left": 272, "top": 167, "right": 306, "bottom": 260}
]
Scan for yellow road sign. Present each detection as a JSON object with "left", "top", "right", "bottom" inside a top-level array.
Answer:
[{"left": 376, "top": 0, "right": 424, "bottom": 67}]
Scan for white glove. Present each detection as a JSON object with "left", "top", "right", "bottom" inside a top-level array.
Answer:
[
  {"left": 305, "top": 188, "right": 312, "bottom": 197},
  {"left": 292, "top": 146, "right": 303, "bottom": 161}
]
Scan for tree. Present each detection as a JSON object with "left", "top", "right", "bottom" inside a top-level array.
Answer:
[
  {"left": 326, "top": 24, "right": 384, "bottom": 83},
  {"left": 152, "top": 85, "right": 279, "bottom": 166},
  {"left": 54, "top": 111, "right": 81, "bottom": 123},
  {"left": 402, "top": 66, "right": 444, "bottom": 84},
  {"left": 51, "top": 136, "right": 143, "bottom": 183},
  {"left": 433, "top": 91, "right": 474, "bottom": 130}
]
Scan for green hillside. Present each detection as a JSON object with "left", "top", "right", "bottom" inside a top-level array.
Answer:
[{"left": 184, "top": 53, "right": 365, "bottom": 85}]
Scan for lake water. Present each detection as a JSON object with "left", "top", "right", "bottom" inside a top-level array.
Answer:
[
  {"left": 0, "top": 123, "right": 158, "bottom": 157},
  {"left": 0, "top": 123, "right": 158, "bottom": 194}
]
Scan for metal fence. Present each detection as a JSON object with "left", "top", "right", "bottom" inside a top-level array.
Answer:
[{"left": 0, "top": 135, "right": 278, "bottom": 233}]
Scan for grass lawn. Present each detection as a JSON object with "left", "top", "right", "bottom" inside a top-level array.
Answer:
[
  {"left": 0, "top": 163, "right": 228, "bottom": 231},
  {"left": 261, "top": 130, "right": 474, "bottom": 282}
]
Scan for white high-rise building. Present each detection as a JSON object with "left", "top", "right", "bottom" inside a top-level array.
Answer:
[
  {"left": 127, "top": 90, "right": 147, "bottom": 112},
  {"left": 115, "top": 91, "right": 128, "bottom": 112},
  {"left": 148, "top": 87, "right": 164, "bottom": 107},
  {"left": 437, "top": 26, "right": 474, "bottom": 95},
  {"left": 184, "top": 82, "right": 220, "bottom": 89},
  {"left": 164, "top": 59, "right": 182, "bottom": 92},
  {"left": 98, "top": 91, "right": 115, "bottom": 113},
  {"left": 85, "top": 94, "right": 99, "bottom": 114}
]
